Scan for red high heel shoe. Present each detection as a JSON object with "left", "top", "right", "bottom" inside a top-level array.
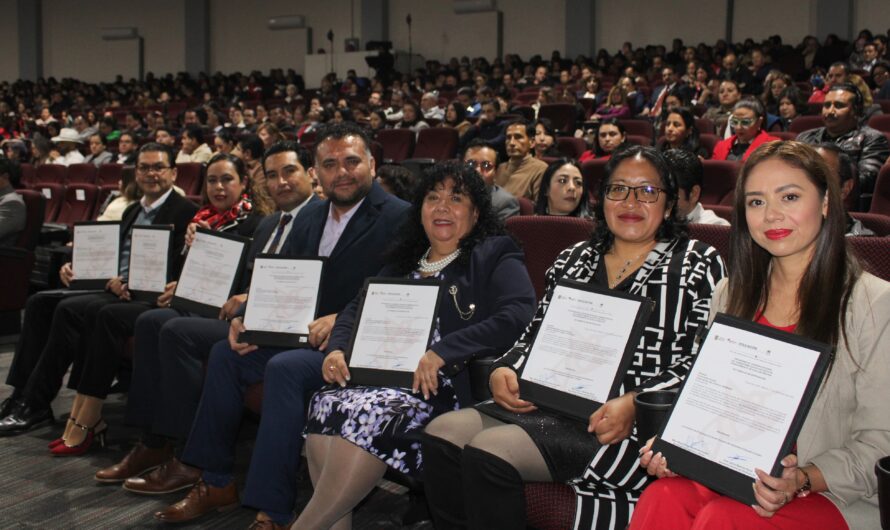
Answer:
[
  {"left": 48, "top": 417, "right": 76, "bottom": 449},
  {"left": 50, "top": 419, "right": 107, "bottom": 457}
]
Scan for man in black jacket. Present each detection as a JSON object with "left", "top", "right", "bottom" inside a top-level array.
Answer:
[{"left": 0, "top": 143, "right": 197, "bottom": 434}]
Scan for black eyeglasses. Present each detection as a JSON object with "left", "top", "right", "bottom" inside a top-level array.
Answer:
[
  {"left": 605, "top": 184, "right": 665, "bottom": 203},
  {"left": 136, "top": 163, "right": 172, "bottom": 174},
  {"left": 465, "top": 160, "right": 495, "bottom": 171}
]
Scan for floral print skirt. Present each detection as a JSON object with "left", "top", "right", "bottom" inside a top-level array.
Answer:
[{"left": 305, "top": 376, "right": 459, "bottom": 479}]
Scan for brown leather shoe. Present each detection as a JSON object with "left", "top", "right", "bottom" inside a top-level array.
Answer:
[
  {"left": 95, "top": 442, "right": 174, "bottom": 483},
  {"left": 122, "top": 457, "right": 200, "bottom": 495},
  {"left": 247, "top": 512, "right": 294, "bottom": 530},
  {"left": 154, "top": 480, "right": 239, "bottom": 523}
]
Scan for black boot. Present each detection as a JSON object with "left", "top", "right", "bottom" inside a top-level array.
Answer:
[
  {"left": 422, "top": 433, "right": 469, "bottom": 530},
  {"left": 462, "top": 445, "right": 527, "bottom": 530}
]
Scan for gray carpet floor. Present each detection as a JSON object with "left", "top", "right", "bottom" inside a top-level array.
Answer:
[{"left": 0, "top": 339, "right": 433, "bottom": 529}]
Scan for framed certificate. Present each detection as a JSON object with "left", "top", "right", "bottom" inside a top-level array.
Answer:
[
  {"left": 171, "top": 228, "right": 250, "bottom": 318},
  {"left": 519, "top": 279, "right": 654, "bottom": 421},
  {"left": 346, "top": 277, "right": 443, "bottom": 389},
  {"left": 238, "top": 255, "right": 325, "bottom": 348},
  {"left": 70, "top": 221, "right": 121, "bottom": 290},
  {"left": 651, "top": 313, "right": 832, "bottom": 505},
  {"left": 127, "top": 225, "right": 173, "bottom": 303}
]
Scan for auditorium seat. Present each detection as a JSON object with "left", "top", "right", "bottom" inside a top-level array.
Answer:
[
  {"left": 0, "top": 190, "right": 46, "bottom": 331},
  {"left": 788, "top": 115, "right": 823, "bottom": 134},
  {"left": 504, "top": 216, "right": 594, "bottom": 301},
  {"left": 525, "top": 482, "right": 576, "bottom": 530},
  {"left": 20, "top": 163, "right": 36, "bottom": 188},
  {"left": 412, "top": 128, "right": 458, "bottom": 160},
  {"left": 518, "top": 197, "right": 535, "bottom": 215},
  {"left": 37, "top": 183, "right": 65, "bottom": 221},
  {"left": 850, "top": 212, "right": 890, "bottom": 236},
  {"left": 770, "top": 131, "right": 798, "bottom": 141},
  {"left": 618, "top": 119, "right": 654, "bottom": 141},
  {"left": 556, "top": 137, "right": 587, "bottom": 159},
  {"left": 34, "top": 164, "right": 67, "bottom": 185},
  {"left": 55, "top": 184, "right": 99, "bottom": 227},
  {"left": 700, "top": 160, "right": 740, "bottom": 206},
  {"left": 96, "top": 163, "right": 124, "bottom": 187},
  {"left": 581, "top": 159, "right": 608, "bottom": 206},
  {"left": 13, "top": 189, "right": 46, "bottom": 251},
  {"left": 376, "top": 129, "right": 416, "bottom": 163},
  {"left": 627, "top": 134, "right": 652, "bottom": 146},
  {"left": 869, "top": 164, "right": 890, "bottom": 216},
  {"left": 850, "top": 237, "right": 890, "bottom": 281},
  {"left": 538, "top": 103, "right": 577, "bottom": 133},
  {"left": 511, "top": 105, "right": 535, "bottom": 121},
  {"left": 695, "top": 117, "right": 716, "bottom": 135},
  {"left": 867, "top": 114, "right": 890, "bottom": 133},
  {"left": 175, "top": 162, "right": 204, "bottom": 196},
  {"left": 687, "top": 223, "right": 731, "bottom": 263},
  {"left": 698, "top": 133, "right": 719, "bottom": 155},
  {"left": 66, "top": 163, "right": 97, "bottom": 184}
]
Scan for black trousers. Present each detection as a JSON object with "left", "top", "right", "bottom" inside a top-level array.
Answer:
[
  {"left": 6, "top": 291, "right": 66, "bottom": 393},
  {"left": 11, "top": 291, "right": 119, "bottom": 407}
]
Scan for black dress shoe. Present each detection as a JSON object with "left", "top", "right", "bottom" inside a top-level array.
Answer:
[
  {"left": 0, "top": 401, "right": 54, "bottom": 436},
  {"left": 0, "top": 396, "right": 20, "bottom": 419}
]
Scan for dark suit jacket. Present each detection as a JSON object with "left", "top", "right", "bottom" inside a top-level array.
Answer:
[
  {"left": 327, "top": 236, "right": 537, "bottom": 406},
  {"left": 121, "top": 190, "right": 199, "bottom": 277},
  {"left": 280, "top": 181, "right": 411, "bottom": 317}
]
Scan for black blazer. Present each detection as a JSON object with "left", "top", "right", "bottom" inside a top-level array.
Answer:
[
  {"left": 280, "top": 181, "right": 411, "bottom": 317},
  {"left": 121, "top": 190, "right": 198, "bottom": 277},
  {"left": 327, "top": 236, "right": 537, "bottom": 406}
]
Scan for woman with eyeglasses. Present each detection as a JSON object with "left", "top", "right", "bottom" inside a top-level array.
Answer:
[
  {"left": 712, "top": 98, "right": 779, "bottom": 162},
  {"left": 422, "top": 146, "right": 726, "bottom": 530}
]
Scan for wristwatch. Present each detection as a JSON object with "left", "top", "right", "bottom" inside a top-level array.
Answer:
[{"left": 795, "top": 467, "right": 812, "bottom": 498}]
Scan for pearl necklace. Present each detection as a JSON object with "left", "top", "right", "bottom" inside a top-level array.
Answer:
[{"left": 418, "top": 248, "right": 461, "bottom": 273}]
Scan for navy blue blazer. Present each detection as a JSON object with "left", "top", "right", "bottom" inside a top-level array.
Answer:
[
  {"left": 327, "top": 235, "right": 537, "bottom": 406},
  {"left": 279, "top": 181, "right": 411, "bottom": 317}
]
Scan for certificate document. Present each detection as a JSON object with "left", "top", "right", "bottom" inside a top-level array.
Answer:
[
  {"left": 239, "top": 256, "right": 325, "bottom": 348},
  {"left": 172, "top": 228, "right": 250, "bottom": 318},
  {"left": 652, "top": 313, "right": 831, "bottom": 505},
  {"left": 519, "top": 279, "right": 654, "bottom": 420},
  {"left": 347, "top": 278, "right": 443, "bottom": 388},
  {"left": 71, "top": 221, "right": 120, "bottom": 289},
  {"left": 127, "top": 226, "right": 172, "bottom": 302}
]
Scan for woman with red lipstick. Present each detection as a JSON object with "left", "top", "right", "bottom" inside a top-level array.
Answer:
[
  {"left": 631, "top": 141, "right": 890, "bottom": 530},
  {"left": 534, "top": 158, "right": 591, "bottom": 217},
  {"left": 47, "top": 153, "right": 263, "bottom": 456},
  {"left": 712, "top": 98, "right": 779, "bottom": 161},
  {"left": 422, "top": 146, "right": 727, "bottom": 530}
]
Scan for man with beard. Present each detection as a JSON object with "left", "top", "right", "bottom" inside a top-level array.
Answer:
[{"left": 150, "top": 123, "right": 410, "bottom": 525}]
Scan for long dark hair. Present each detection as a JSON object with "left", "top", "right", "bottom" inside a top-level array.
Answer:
[
  {"left": 726, "top": 141, "right": 859, "bottom": 371},
  {"left": 591, "top": 145, "right": 685, "bottom": 252},
  {"left": 660, "top": 107, "right": 704, "bottom": 156},
  {"left": 534, "top": 158, "right": 590, "bottom": 217},
  {"left": 386, "top": 160, "right": 503, "bottom": 275}
]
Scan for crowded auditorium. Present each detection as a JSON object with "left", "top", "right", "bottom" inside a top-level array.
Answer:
[{"left": 1, "top": 1, "right": 890, "bottom": 529}]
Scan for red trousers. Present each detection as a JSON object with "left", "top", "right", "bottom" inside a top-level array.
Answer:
[{"left": 629, "top": 477, "right": 848, "bottom": 530}]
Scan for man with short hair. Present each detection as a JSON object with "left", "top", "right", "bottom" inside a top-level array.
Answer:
[
  {"left": 464, "top": 139, "right": 518, "bottom": 223},
  {"left": 808, "top": 62, "right": 849, "bottom": 103},
  {"left": 154, "top": 127, "right": 177, "bottom": 147},
  {"left": 367, "top": 91, "right": 383, "bottom": 108},
  {"left": 112, "top": 132, "right": 139, "bottom": 164},
  {"left": 242, "top": 108, "right": 258, "bottom": 130},
  {"left": 797, "top": 83, "right": 890, "bottom": 196},
  {"left": 647, "top": 66, "right": 680, "bottom": 117},
  {"left": 0, "top": 157, "right": 25, "bottom": 247},
  {"left": 872, "top": 61, "right": 890, "bottom": 100},
  {"left": 815, "top": 143, "right": 875, "bottom": 236},
  {"left": 421, "top": 92, "right": 444, "bottom": 120},
  {"left": 72, "top": 115, "right": 98, "bottom": 143},
  {"left": 0, "top": 144, "right": 197, "bottom": 434},
  {"left": 663, "top": 150, "right": 729, "bottom": 226},
  {"left": 175, "top": 125, "right": 213, "bottom": 164},
  {"left": 152, "top": 123, "right": 410, "bottom": 525},
  {"left": 495, "top": 121, "right": 548, "bottom": 201}
]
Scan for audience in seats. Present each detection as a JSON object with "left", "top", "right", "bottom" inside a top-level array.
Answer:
[
  {"left": 463, "top": 139, "right": 519, "bottom": 223},
  {"left": 808, "top": 62, "right": 849, "bottom": 103},
  {"left": 93, "top": 141, "right": 317, "bottom": 494},
  {"left": 47, "top": 153, "right": 262, "bottom": 456},
  {"left": 423, "top": 146, "right": 726, "bottom": 530},
  {"left": 774, "top": 86, "right": 807, "bottom": 132},
  {"left": 0, "top": 157, "right": 25, "bottom": 246},
  {"left": 471, "top": 99, "right": 506, "bottom": 146},
  {"left": 658, "top": 107, "right": 711, "bottom": 159},
  {"left": 149, "top": 123, "right": 410, "bottom": 525},
  {"left": 534, "top": 158, "right": 590, "bottom": 218},
  {"left": 815, "top": 143, "right": 875, "bottom": 236},
  {"left": 664, "top": 149, "right": 729, "bottom": 226},
  {"left": 703, "top": 79, "right": 743, "bottom": 138},
  {"left": 420, "top": 92, "right": 445, "bottom": 121},
  {"left": 111, "top": 132, "right": 138, "bottom": 164},
  {"left": 96, "top": 166, "right": 140, "bottom": 221},
  {"left": 50, "top": 128, "right": 85, "bottom": 166},
  {"left": 3, "top": 139, "right": 30, "bottom": 165},
  {"left": 176, "top": 124, "right": 213, "bottom": 164},
  {"left": 374, "top": 164, "right": 415, "bottom": 202},
  {"left": 393, "top": 101, "right": 430, "bottom": 136},
  {"left": 288, "top": 161, "right": 536, "bottom": 530},
  {"left": 440, "top": 101, "right": 475, "bottom": 146},
  {"left": 712, "top": 98, "right": 780, "bottom": 161},
  {"left": 631, "top": 141, "right": 890, "bottom": 530},
  {"left": 797, "top": 83, "right": 890, "bottom": 196},
  {"left": 84, "top": 132, "right": 113, "bottom": 167},
  {"left": 593, "top": 85, "right": 632, "bottom": 120},
  {"left": 494, "top": 120, "right": 548, "bottom": 201},
  {"left": 236, "top": 133, "right": 276, "bottom": 216},
  {"left": 0, "top": 143, "right": 197, "bottom": 437},
  {"left": 154, "top": 127, "right": 177, "bottom": 148},
  {"left": 579, "top": 119, "right": 629, "bottom": 162},
  {"left": 532, "top": 118, "right": 559, "bottom": 160}
]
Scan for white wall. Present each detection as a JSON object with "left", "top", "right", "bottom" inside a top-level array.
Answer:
[
  {"left": 595, "top": 0, "right": 727, "bottom": 53},
  {"left": 0, "top": 0, "right": 18, "bottom": 82},
  {"left": 209, "top": 0, "right": 359, "bottom": 77},
  {"left": 855, "top": 0, "right": 890, "bottom": 38},
  {"left": 733, "top": 0, "right": 814, "bottom": 46},
  {"left": 41, "top": 0, "right": 185, "bottom": 82}
]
